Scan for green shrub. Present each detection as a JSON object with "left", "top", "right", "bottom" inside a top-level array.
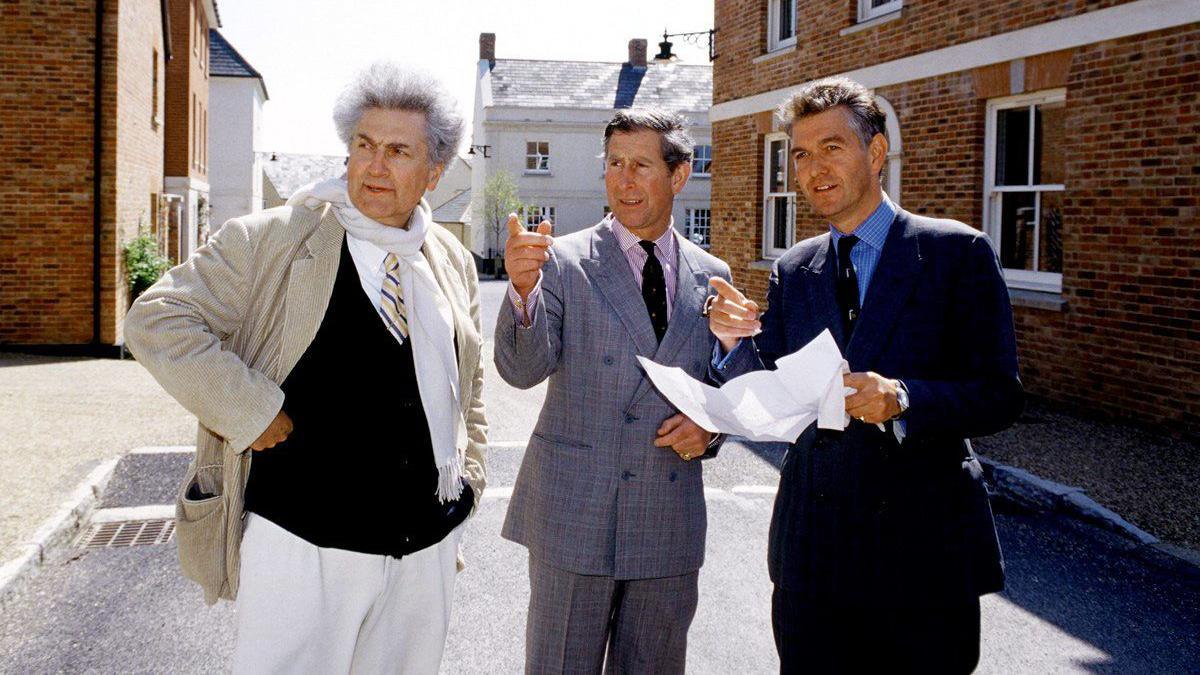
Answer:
[{"left": 123, "top": 233, "right": 170, "bottom": 301}]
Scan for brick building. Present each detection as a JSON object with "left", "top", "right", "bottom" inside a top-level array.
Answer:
[
  {"left": 164, "top": 0, "right": 218, "bottom": 261},
  {"left": 0, "top": 0, "right": 169, "bottom": 350},
  {"left": 709, "top": 0, "right": 1199, "bottom": 432}
]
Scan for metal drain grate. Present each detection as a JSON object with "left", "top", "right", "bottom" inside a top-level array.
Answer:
[{"left": 80, "top": 519, "right": 175, "bottom": 549}]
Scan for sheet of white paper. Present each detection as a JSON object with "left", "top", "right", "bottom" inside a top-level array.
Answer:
[{"left": 637, "top": 329, "right": 852, "bottom": 443}]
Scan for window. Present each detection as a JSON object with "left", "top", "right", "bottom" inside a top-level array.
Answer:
[
  {"left": 525, "top": 141, "right": 550, "bottom": 173},
  {"left": 692, "top": 145, "right": 712, "bottom": 176},
  {"left": 523, "top": 205, "right": 556, "bottom": 229},
  {"left": 191, "top": 94, "right": 198, "bottom": 169},
  {"left": 983, "top": 89, "right": 1066, "bottom": 292},
  {"left": 767, "top": 0, "right": 797, "bottom": 52},
  {"left": 859, "top": 0, "right": 903, "bottom": 22},
  {"left": 201, "top": 106, "right": 207, "bottom": 172},
  {"left": 686, "top": 208, "right": 712, "bottom": 249},
  {"left": 763, "top": 134, "right": 795, "bottom": 258}
]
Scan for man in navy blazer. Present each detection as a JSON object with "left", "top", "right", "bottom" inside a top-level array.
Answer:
[{"left": 707, "top": 77, "right": 1023, "bottom": 673}]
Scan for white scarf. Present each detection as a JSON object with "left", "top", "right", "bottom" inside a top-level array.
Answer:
[{"left": 288, "top": 178, "right": 466, "bottom": 502}]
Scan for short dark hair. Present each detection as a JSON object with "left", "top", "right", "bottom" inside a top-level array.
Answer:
[
  {"left": 603, "top": 108, "right": 694, "bottom": 171},
  {"left": 777, "top": 77, "right": 887, "bottom": 149}
]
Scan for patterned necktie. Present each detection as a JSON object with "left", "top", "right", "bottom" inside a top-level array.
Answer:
[
  {"left": 836, "top": 235, "right": 861, "bottom": 340},
  {"left": 379, "top": 253, "right": 409, "bottom": 344},
  {"left": 639, "top": 240, "right": 668, "bottom": 343}
]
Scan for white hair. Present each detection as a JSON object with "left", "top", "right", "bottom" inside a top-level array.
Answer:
[{"left": 332, "top": 62, "right": 464, "bottom": 167}]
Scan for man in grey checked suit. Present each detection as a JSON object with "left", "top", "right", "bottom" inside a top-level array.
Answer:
[{"left": 495, "top": 109, "right": 731, "bottom": 674}]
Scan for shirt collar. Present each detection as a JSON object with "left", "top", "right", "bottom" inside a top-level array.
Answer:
[
  {"left": 829, "top": 192, "right": 897, "bottom": 253},
  {"left": 610, "top": 214, "right": 677, "bottom": 258},
  {"left": 345, "top": 231, "right": 389, "bottom": 270}
]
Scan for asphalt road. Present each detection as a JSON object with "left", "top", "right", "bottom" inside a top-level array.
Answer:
[{"left": 1, "top": 280, "right": 1197, "bottom": 673}]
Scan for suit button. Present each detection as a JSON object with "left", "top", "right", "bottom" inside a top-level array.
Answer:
[
  {"left": 877, "top": 499, "right": 889, "bottom": 514},
  {"left": 625, "top": 414, "right": 637, "bottom": 423},
  {"left": 622, "top": 470, "right": 633, "bottom": 480},
  {"left": 669, "top": 471, "right": 677, "bottom": 482},
  {"left": 604, "top": 356, "right": 615, "bottom": 365}
]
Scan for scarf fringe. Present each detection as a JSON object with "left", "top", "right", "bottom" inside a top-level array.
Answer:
[{"left": 435, "top": 450, "right": 466, "bottom": 503}]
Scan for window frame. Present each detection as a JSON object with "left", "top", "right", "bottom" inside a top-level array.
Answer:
[
  {"left": 762, "top": 132, "right": 796, "bottom": 259},
  {"left": 982, "top": 88, "right": 1067, "bottom": 293},
  {"left": 692, "top": 144, "right": 712, "bottom": 178},
  {"left": 522, "top": 204, "right": 556, "bottom": 229},
  {"left": 859, "top": 0, "right": 903, "bottom": 22},
  {"left": 525, "top": 141, "right": 550, "bottom": 174},
  {"left": 767, "top": 0, "right": 797, "bottom": 53},
  {"left": 685, "top": 207, "right": 712, "bottom": 249}
]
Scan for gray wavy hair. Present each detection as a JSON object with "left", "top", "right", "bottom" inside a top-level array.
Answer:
[{"left": 332, "top": 62, "right": 464, "bottom": 167}]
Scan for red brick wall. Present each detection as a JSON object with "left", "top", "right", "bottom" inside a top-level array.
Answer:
[
  {"left": 165, "top": 0, "right": 207, "bottom": 181},
  {"left": 0, "top": 1, "right": 101, "bottom": 344},
  {"left": 109, "top": 0, "right": 167, "bottom": 343},
  {"left": 0, "top": 0, "right": 164, "bottom": 346},
  {"left": 715, "top": 0, "right": 1133, "bottom": 104},
  {"left": 711, "top": 4, "right": 1200, "bottom": 431}
]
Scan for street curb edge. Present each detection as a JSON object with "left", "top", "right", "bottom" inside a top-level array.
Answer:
[{"left": 0, "top": 456, "right": 120, "bottom": 610}]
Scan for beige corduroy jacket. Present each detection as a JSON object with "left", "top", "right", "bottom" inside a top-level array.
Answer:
[{"left": 124, "top": 200, "right": 488, "bottom": 605}]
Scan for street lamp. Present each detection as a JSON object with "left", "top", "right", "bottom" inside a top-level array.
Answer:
[{"left": 467, "top": 144, "right": 491, "bottom": 158}]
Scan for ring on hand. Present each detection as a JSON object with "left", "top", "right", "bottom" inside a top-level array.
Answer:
[
  {"left": 856, "top": 416, "right": 865, "bottom": 422},
  {"left": 681, "top": 452, "right": 691, "bottom": 461},
  {"left": 701, "top": 295, "right": 717, "bottom": 318}
]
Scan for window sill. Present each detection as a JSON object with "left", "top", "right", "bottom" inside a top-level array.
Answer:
[
  {"left": 692, "top": 174, "right": 711, "bottom": 180},
  {"left": 524, "top": 170, "right": 551, "bottom": 176},
  {"left": 748, "top": 258, "right": 777, "bottom": 271},
  {"left": 753, "top": 45, "right": 796, "bottom": 64},
  {"left": 840, "top": 9, "right": 903, "bottom": 36},
  {"left": 1008, "top": 288, "right": 1066, "bottom": 312}
]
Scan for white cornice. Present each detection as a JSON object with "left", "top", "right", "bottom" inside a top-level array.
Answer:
[{"left": 711, "top": 0, "right": 1199, "bottom": 122}]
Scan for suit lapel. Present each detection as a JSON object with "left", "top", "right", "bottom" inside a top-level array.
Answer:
[
  {"left": 277, "top": 206, "right": 342, "bottom": 381},
  {"left": 845, "top": 210, "right": 923, "bottom": 371},
  {"left": 800, "top": 234, "right": 848, "bottom": 350},
  {"left": 579, "top": 224, "right": 659, "bottom": 360}
]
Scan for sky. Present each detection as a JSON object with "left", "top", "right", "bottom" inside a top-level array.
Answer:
[{"left": 216, "top": 0, "right": 716, "bottom": 157}]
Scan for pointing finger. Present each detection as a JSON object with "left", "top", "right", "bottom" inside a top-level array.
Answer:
[{"left": 506, "top": 213, "right": 523, "bottom": 237}]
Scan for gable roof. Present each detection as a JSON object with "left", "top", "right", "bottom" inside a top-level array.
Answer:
[
  {"left": 487, "top": 59, "right": 711, "bottom": 112},
  {"left": 210, "top": 29, "right": 268, "bottom": 99},
  {"left": 259, "top": 152, "right": 347, "bottom": 200},
  {"left": 432, "top": 189, "right": 472, "bottom": 224}
]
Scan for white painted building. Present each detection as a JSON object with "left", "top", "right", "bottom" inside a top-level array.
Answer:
[
  {"left": 469, "top": 33, "right": 713, "bottom": 263},
  {"left": 207, "top": 29, "right": 267, "bottom": 232}
]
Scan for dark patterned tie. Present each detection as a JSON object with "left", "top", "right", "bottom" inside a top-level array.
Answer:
[
  {"left": 836, "top": 235, "right": 861, "bottom": 340},
  {"left": 639, "top": 240, "right": 668, "bottom": 343}
]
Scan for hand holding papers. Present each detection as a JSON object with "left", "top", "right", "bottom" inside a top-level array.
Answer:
[{"left": 637, "top": 329, "right": 882, "bottom": 443}]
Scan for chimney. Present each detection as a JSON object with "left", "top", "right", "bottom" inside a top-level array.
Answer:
[
  {"left": 479, "top": 33, "right": 495, "bottom": 62},
  {"left": 628, "top": 39, "right": 647, "bottom": 67}
]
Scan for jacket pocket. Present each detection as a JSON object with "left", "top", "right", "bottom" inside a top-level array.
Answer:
[{"left": 174, "top": 462, "right": 228, "bottom": 602}]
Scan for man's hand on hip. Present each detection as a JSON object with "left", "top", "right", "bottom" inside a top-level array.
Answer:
[
  {"left": 654, "top": 413, "right": 713, "bottom": 461},
  {"left": 250, "top": 410, "right": 293, "bottom": 451},
  {"left": 504, "top": 213, "right": 554, "bottom": 300},
  {"left": 843, "top": 372, "right": 900, "bottom": 425},
  {"left": 706, "top": 277, "right": 760, "bottom": 353}
]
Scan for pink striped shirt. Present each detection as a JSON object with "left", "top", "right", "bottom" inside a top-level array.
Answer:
[{"left": 509, "top": 215, "right": 679, "bottom": 324}]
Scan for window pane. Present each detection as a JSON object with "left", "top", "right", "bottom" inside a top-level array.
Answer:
[
  {"left": 1034, "top": 100, "right": 1066, "bottom": 185},
  {"left": 997, "top": 191, "right": 1036, "bottom": 270},
  {"left": 526, "top": 142, "right": 537, "bottom": 154},
  {"left": 526, "top": 156, "right": 537, "bottom": 170},
  {"left": 995, "top": 106, "right": 1030, "bottom": 186},
  {"left": 1038, "top": 191, "right": 1063, "bottom": 273},
  {"left": 769, "top": 140, "right": 788, "bottom": 192},
  {"left": 771, "top": 196, "right": 790, "bottom": 250},
  {"left": 778, "top": 0, "right": 795, "bottom": 40}
]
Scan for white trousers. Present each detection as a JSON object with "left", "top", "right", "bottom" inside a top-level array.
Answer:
[{"left": 231, "top": 513, "right": 463, "bottom": 675}]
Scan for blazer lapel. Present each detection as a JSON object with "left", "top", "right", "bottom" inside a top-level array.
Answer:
[
  {"left": 845, "top": 210, "right": 923, "bottom": 371},
  {"left": 579, "top": 224, "right": 659, "bottom": 360},
  {"left": 277, "top": 207, "right": 342, "bottom": 381},
  {"left": 800, "top": 234, "right": 848, "bottom": 351}
]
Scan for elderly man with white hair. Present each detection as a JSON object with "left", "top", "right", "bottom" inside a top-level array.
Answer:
[{"left": 124, "top": 62, "right": 487, "bottom": 673}]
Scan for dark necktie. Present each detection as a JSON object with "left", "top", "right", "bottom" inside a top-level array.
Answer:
[
  {"left": 836, "top": 235, "right": 861, "bottom": 339},
  {"left": 639, "top": 240, "right": 668, "bottom": 343}
]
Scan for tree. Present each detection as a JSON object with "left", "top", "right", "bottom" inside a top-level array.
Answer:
[{"left": 482, "top": 170, "right": 523, "bottom": 278}]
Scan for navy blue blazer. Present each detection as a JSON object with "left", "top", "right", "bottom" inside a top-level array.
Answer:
[{"left": 718, "top": 208, "right": 1023, "bottom": 607}]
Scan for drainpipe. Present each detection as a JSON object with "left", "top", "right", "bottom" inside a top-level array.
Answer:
[{"left": 92, "top": 0, "right": 104, "bottom": 349}]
